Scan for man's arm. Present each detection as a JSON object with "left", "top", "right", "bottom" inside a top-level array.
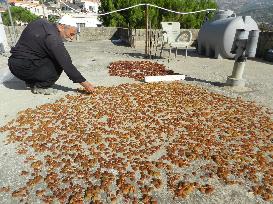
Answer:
[
  {"left": 44, "top": 34, "right": 94, "bottom": 92},
  {"left": 45, "top": 34, "right": 86, "bottom": 83}
]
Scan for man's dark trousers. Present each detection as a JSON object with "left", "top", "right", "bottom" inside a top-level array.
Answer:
[{"left": 8, "top": 57, "right": 63, "bottom": 88}]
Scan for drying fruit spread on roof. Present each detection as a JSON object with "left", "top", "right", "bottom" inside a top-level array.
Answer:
[
  {"left": 0, "top": 82, "right": 272, "bottom": 203},
  {"left": 108, "top": 61, "right": 174, "bottom": 80}
]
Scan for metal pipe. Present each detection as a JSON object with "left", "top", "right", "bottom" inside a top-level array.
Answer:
[
  {"left": 5, "top": 0, "right": 16, "bottom": 46},
  {"left": 145, "top": 4, "right": 148, "bottom": 56},
  {"left": 40, "top": 0, "right": 46, "bottom": 19},
  {"left": 226, "top": 60, "right": 246, "bottom": 87},
  {"left": 226, "top": 29, "right": 248, "bottom": 87}
]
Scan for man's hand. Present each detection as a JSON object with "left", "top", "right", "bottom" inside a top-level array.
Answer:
[{"left": 80, "top": 81, "right": 95, "bottom": 93}]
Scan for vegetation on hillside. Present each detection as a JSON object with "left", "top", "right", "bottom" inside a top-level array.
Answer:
[
  {"left": 98, "top": 0, "right": 218, "bottom": 29},
  {"left": 240, "top": 6, "right": 273, "bottom": 27},
  {"left": 1, "top": 6, "right": 40, "bottom": 26},
  {"left": 216, "top": 0, "right": 273, "bottom": 27}
]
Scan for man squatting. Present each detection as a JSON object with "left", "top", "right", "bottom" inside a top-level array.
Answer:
[{"left": 8, "top": 15, "right": 94, "bottom": 95}]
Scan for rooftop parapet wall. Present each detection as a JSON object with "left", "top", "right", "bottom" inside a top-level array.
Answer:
[
  {"left": 4, "top": 26, "right": 26, "bottom": 47},
  {"left": 78, "top": 27, "right": 199, "bottom": 46},
  {"left": 256, "top": 31, "right": 273, "bottom": 57},
  {"left": 79, "top": 27, "right": 120, "bottom": 41},
  {"left": 4, "top": 26, "right": 199, "bottom": 45},
  {"left": 4, "top": 26, "right": 273, "bottom": 58}
]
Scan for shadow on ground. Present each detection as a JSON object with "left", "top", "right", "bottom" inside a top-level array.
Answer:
[
  {"left": 122, "top": 52, "right": 163, "bottom": 59},
  {"left": 52, "top": 84, "right": 76, "bottom": 92},
  {"left": 185, "top": 76, "right": 226, "bottom": 87},
  {"left": 111, "top": 40, "right": 130, "bottom": 47},
  {"left": 250, "top": 58, "right": 273, "bottom": 66},
  {"left": 173, "top": 49, "right": 223, "bottom": 59},
  {"left": 3, "top": 79, "right": 76, "bottom": 92},
  {"left": 2, "top": 78, "right": 28, "bottom": 90},
  {"left": 122, "top": 48, "right": 216, "bottom": 60}
]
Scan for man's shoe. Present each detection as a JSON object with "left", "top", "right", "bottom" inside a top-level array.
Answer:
[
  {"left": 25, "top": 83, "right": 35, "bottom": 88},
  {"left": 31, "top": 86, "right": 57, "bottom": 95}
]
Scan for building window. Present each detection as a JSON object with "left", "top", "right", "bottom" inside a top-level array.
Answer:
[
  {"left": 77, "top": 23, "right": 85, "bottom": 28},
  {"left": 89, "top": 6, "right": 94, "bottom": 12}
]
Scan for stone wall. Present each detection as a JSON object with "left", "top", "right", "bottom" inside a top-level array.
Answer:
[
  {"left": 117, "top": 28, "right": 200, "bottom": 48},
  {"left": 4, "top": 26, "right": 273, "bottom": 58},
  {"left": 0, "top": 15, "right": 9, "bottom": 52},
  {"left": 4, "top": 26, "right": 26, "bottom": 46},
  {"left": 78, "top": 27, "right": 121, "bottom": 41},
  {"left": 256, "top": 32, "right": 273, "bottom": 58},
  {"left": 4, "top": 26, "right": 199, "bottom": 45}
]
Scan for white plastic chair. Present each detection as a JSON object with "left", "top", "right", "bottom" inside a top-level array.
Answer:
[{"left": 159, "top": 22, "right": 192, "bottom": 58}]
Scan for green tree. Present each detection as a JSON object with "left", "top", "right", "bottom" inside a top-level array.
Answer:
[
  {"left": 99, "top": 0, "right": 218, "bottom": 28},
  {"left": 1, "top": 6, "right": 40, "bottom": 26},
  {"left": 48, "top": 15, "right": 60, "bottom": 24}
]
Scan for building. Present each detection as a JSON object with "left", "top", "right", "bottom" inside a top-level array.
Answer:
[
  {"left": 60, "top": 1, "right": 81, "bottom": 13},
  {"left": 72, "top": 13, "right": 101, "bottom": 27},
  {"left": 80, "top": 0, "right": 99, "bottom": 13},
  {"left": 59, "top": 0, "right": 101, "bottom": 27},
  {"left": 6, "top": 0, "right": 101, "bottom": 27},
  {"left": 0, "top": 3, "right": 6, "bottom": 13},
  {"left": 8, "top": 0, "right": 55, "bottom": 19}
]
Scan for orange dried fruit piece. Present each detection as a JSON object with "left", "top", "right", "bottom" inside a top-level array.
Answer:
[
  {"left": 70, "top": 193, "right": 84, "bottom": 204},
  {"left": 31, "top": 160, "right": 43, "bottom": 170},
  {"left": 262, "top": 193, "right": 273, "bottom": 201},
  {"left": 17, "top": 148, "right": 28, "bottom": 154},
  {"left": 20, "top": 171, "right": 29, "bottom": 176},
  {"left": 12, "top": 187, "right": 28, "bottom": 197},
  {"left": 0, "top": 186, "right": 10, "bottom": 193},
  {"left": 36, "top": 189, "right": 46, "bottom": 197},
  {"left": 84, "top": 186, "right": 94, "bottom": 200},
  {"left": 151, "top": 179, "right": 162, "bottom": 189},
  {"left": 150, "top": 199, "right": 158, "bottom": 204},
  {"left": 205, "top": 186, "right": 214, "bottom": 194},
  {"left": 198, "top": 184, "right": 214, "bottom": 195},
  {"left": 26, "top": 175, "right": 43, "bottom": 187},
  {"left": 176, "top": 182, "right": 195, "bottom": 198}
]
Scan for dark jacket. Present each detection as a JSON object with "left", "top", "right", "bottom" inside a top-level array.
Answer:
[{"left": 10, "top": 19, "right": 86, "bottom": 83}]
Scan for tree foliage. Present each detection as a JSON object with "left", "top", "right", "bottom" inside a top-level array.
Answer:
[
  {"left": 1, "top": 6, "right": 40, "bottom": 26},
  {"left": 48, "top": 14, "right": 60, "bottom": 24},
  {"left": 99, "top": 0, "right": 217, "bottom": 29}
]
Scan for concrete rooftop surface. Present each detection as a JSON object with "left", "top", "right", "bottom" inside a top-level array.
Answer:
[
  {"left": 0, "top": 40, "right": 272, "bottom": 204},
  {"left": 1, "top": 41, "right": 273, "bottom": 125}
]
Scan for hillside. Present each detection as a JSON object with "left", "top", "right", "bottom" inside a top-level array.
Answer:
[
  {"left": 238, "top": 0, "right": 273, "bottom": 24},
  {"left": 216, "top": 0, "right": 273, "bottom": 25},
  {"left": 216, "top": 0, "right": 248, "bottom": 12}
]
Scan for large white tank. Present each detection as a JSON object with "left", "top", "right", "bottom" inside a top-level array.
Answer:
[
  {"left": 0, "top": 15, "right": 9, "bottom": 53},
  {"left": 198, "top": 10, "right": 259, "bottom": 59}
]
